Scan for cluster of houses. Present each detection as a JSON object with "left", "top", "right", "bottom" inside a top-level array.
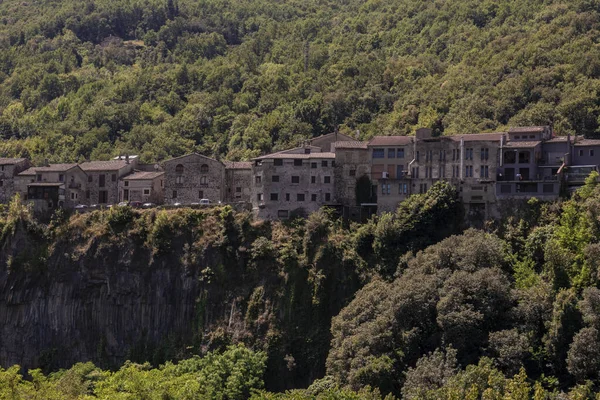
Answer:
[{"left": 0, "top": 125, "right": 598, "bottom": 220}]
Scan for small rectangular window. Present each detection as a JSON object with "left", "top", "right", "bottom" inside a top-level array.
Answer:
[
  {"left": 144, "top": 189, "right": 150, "bottom": 195},
  {"left": 124, "top": 181, "right": 129, "bottom": 187},
  {"left": 311, "top": 194, "right": 317, "bottom": 201},
  {"left": 173, "top": 190, "right": 178, "bottom": 198},
  {"left": 349, "top": 169, "right": 356, "bottom": 176},
  {"left": 112, "top": 174, "right": 117, "bottom": 182},
  {"left": 59, "top": 174, "right": 64, "bottom": 182},
  {"left": 322, "top": 160, "right": 328, "bottom": 167},
  {"left": 199, "top": 190, "right": 204, "bottom": 198},
  {"left": 285, "top": 193, "right": 290, "bottom": 201},
  {"left": 591, "top": 150, "right": 595, "bottom": 157},
  {"left": 272, "top": 175, "right": 280, "bottom": 182},
  {"left": 297, "top": 193, "right": 305, "bottom": 201},
  {"left": 37, "top": 174, "right": 42, "bottom": 182},
  {"left": 397, "top": 148, "right": 404, "bottom": 158},
  {"left": 579, "top": 150, "right": 584, "bottom": 157},
  {"left": 294, "top": 159, "right": 303, "bottom": 166},
  {"left": 274, "top": 159, "right": 283, "bottom": 166},
  {"left": 372, "top": 149, "right": 385, "bottom": 159},
  {"left": 311, "top": 162, "right": 317, "bottom": 168},
  {"left": 236, "top": 187, "right": 241, "bottom": 193},
  {"left": 255, "top": 176, "right": 262, "bottom": 184},
  {"left": 257, "top": 193, "right": 263, "bottom": 201},
  {"left": 292, "top": 176, "right": 300, "bottom": 184},
  {"left": 388, "top": 149, "right": 395, "bottom": 158},
  {"left": 270, "top": 193, "right": 279, "bottom": 201},
  {"left": 311, "top": 176, "right": 316, "bottom": 184},
  {"left": 325, "top": 193, "right": 331, "bottom": 201},
  {"left": 324, "top": 176, "right": 331, "bottom": 183}
]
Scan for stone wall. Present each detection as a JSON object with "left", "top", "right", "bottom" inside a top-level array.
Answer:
[{"left": 164, "top": 154, "right": 225, "bottom": 204}]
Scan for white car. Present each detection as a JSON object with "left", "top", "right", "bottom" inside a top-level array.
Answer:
[{"left": 199, "top": 199, "right": 210, "bottom": 206}]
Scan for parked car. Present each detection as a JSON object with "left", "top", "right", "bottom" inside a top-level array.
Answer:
[
  {"left": 74, "top": 204, "right": 88, "bottom": 212},
  {"left": 173, "top": 202, "right": 183, "bottom": 207},
  {"left": 142, "top": 202, "right": 155, "bottom": 208},
  {"left": 117, "top": 201, "right": 129, "bottom": 207},
  {"left": 129, "top": 201, "right": 143, "bottom": 208},
  {"left": 199, "top": 198, "right": 211, "bottom": 206}
]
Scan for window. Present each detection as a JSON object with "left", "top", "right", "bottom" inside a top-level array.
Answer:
[
  {"left": 397, "top": 148, "right": 405, "bottom": 158},
  {"left": 304, "top": 148, "right": 311, "bottom": 154},
  {"left": 419, "top": 183, "right": 427, "bottom": 193},
  {"left": 591, "top": 150, "right": 595, "bottom": 157},
  {"left": 285, "top": 193, "right": 290, "bottom": 201},
  {"left": 70, "top": 192, "right": 77, "bottom": 200},
  {"left": 372, "top": 149, "right": 385, "bottom": 159},
  {"left": 504, "top": 151, "right": 516, "bottom": 164},
  {"left": 349, "top": 169, "right": 356, "bottom": 177},
  {"left": 416, "top": 151, "right": 420, "bottom": 161},
  {"left": 144, "top": 189, "right": 150, "bottom": 195},
  {"left": 175, "top": 164, "right": 184, "bottom": 174},
  {"left": 412, "top": 167, "right": 419, "bottom": 178},
  {"left": 465, "top": 148, "right": 473, "bottom": 160},
  {"left": 324, "top": 176, "right": 331, "bottom": 183},
  {"left": 99, "top": 174, "right": 105, "bottom": 188},
  {"left": 272, "top": 175, "right": 280, "bottom": 182},
  {"left": 311, "top": 162, "right": 317, "bottom": 168},
  {"left": 176, "top": 176, "right": 184, "bottom": 184},
  {"left": 0, "top": 180, "right": 2, "bottom": 187},
  {"left": 200, "top": 164, "right": 209, "bottom": 173},
  {"left": 440, "top": 165, "right": 446, "bottom": 178},
  {"left": 465, "top": 165, "right": 473, "bottom": 177},
  {"left": 399, "top": 183, "right": 408, "bottom": 194},
  {"left": 381, "top": 184, "right": 391, "bottom": 195},
  {"left": 425, "top": 167, "right": 429, "bottom": 178},
  {"left": 278, "top": 210, "right": 289, "bottom": 218},
  {"left": 388, "top": 149, "right": 396, "bottom": 158},
  {"left": 124, "top": 181, "right": 129, "bottom": 187},
  {"left": 325, "top": 193, "right": 331, "bottom": 201},
  {"left": 88, "top": 175, "right": 92, "bottom": 183},
  {"left": 200, "top": 176, "right": 207, "bottom": 184},
  {"left": 292, "top": 176, "right": 300, "bottom": 183},
  {"left": 173, "top": 190, "right": 177, "bottom": 198},
  {"left": 452, "top": 149, "right": 456, "bottom": 161},
  {"left": 111, "top": 174, "right": 116, "bottom": 182},
  {"left": 36, "top": 174, "right": 42, "bottom": 182},
  {"left": 294, "top": 159, "right": 303, "bottom": 166},
  {"left": 255, "top": 176, "right": 262, "bottom": 184},
  {"left": 297, "top": 193, "right": 305, "bottom": 201},
  {"left": 311, "top": 176, "right": 316, "bottom": 184},
  {"left": 480, "top": 148, "right": 489, "bottom": 160},
  {"left": 270, "top": 193, "right": 279, "bottom": 201},
  {"left": 86, "top": 190, "right": 90, "bottom": 199},
  {"left": 480, "top": 166, "right": 489, "bottom": 178},
  {"left": 257, "top": 193, "right": 263, "bottom": 201},
  {"left": 199, "top": 190, "right": 204, "bottom": 198},
  {"left": 274, "top": 159, "right": 283, "bottom": 166},
  {"left": 518, "top": 151, "right": 530, "bottom": 164},
  {"left": 59, "top": 174, "right": 64, "bottom": 182},
  {"left": 236, "top": 187, "right": 241, "bottom": 193},
  {"left": 311, "top": 194, "right": 317, "bottom": 201},
  {"left": 322, "top": 160, "right": 328, "bottom": 167},
  {"left": 514, "top": 135, "right": 520, "bottom": 140}
]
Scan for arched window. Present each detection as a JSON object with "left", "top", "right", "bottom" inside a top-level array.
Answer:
[
  {"left": 175, "top": 164, "right": 184, "bottom": 174},
  {"left": 200, "top": 164, "right": 209, "bottom": 173}
]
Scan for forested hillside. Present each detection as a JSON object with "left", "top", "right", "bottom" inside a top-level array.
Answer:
[
  {"left": 3, "top": 177, "right": 600, "bottom": 397},
  {"left": 1, "top": 0, "right": 600, "bottom": 164}
]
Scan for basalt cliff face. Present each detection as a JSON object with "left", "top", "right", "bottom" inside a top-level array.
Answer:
[{"left": 0, "top": 207, "right": 362, "bottom": 390}]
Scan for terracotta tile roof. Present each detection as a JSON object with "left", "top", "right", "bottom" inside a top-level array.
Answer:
[
  {"left": 80, "top": 160, "right": 130, "bottom": 171},
  {"left": 19, "top": 164, "right": 78, "bottom": 175},
  {"left": 255, "top": 152, "right": 336, "bottom": 160},
  {"left": 224, "top": 161, "right": 252, "bottom": 169},
  {"left": 332, "top": 141, "right": 368, "bottom": 149},
  {"left": 509, "top": 126, "right": 547, "bottom": 133},
  {"left": 546, "top": 136, "right": 573, "bottom": 143},
  {"left": 504, "top": 141, "right": 542, "bottom": 148},
  {"left": 574, "top": 139, "right": 600, "bottom": 146},
  {"left": 122, "top": 171, "right": 164, "bottom": 180},
  {"left": 163, "top": 153, "right": 221, "bottom": 164},
  {"left": 0, "top": 158, "right": 26, "bottom": 165},
  {"left": 448, "top": 132, "right": 505, "bottom": 142},
  {"left": 368, "top": 136, "right": 414, "bottom": 146}
]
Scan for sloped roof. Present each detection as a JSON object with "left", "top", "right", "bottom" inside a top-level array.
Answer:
[
  {"left": 503, "top": 141, "right": 542, "bottom": 148},
  {"left": 332, "top": 141, "right": 368, "bottom": 149},
  {"left": 223, "top": 161, "right": 252, "bottom": 170},
  {"left": 122, "top": 171, "right": 164, "bottom": 180},
  {"left": 368, "top": 136, "right": 413, "bottom": 146},
  {"left": 254, "top": 152, "right": 336, "bottom": 160},
  {"left": 574, "top": 139, "right": 600, "bottom": 146},
  {"left": 163, "top": 153, "right": 223, "bottom": 165},
  {"left": 80, "top": 160, "right": 130, "bottom": 171},
  {"left": 509, "top": 126, "right": 547, "bottom": 133},
  {"left": 448, "top": 132, "right": 505, "bottom": 142},
  {"left": 19, "top": 164, "right": 78, "bottom": 175},
  {"left": 0, "top": 158, "right": 26, "bottom": 165}
]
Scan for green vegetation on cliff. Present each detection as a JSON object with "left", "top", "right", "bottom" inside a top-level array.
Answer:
[{"left": 1, "top": 0, "right": 600, "bottom": 163}]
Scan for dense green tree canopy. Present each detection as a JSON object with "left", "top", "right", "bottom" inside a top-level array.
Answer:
[{"left": 1, "top": 0, "right": 600, "bottom": 163}]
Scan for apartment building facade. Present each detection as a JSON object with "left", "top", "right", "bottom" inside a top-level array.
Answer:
[
  {"left": 80, "top": 158, "right": 138, "bottom": 205},
  {"left": 119, "top": 171, "right": 165, "bottom": 204},
  {"left": 164, "top": 153, "right": 225, "bottom": 204}
]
